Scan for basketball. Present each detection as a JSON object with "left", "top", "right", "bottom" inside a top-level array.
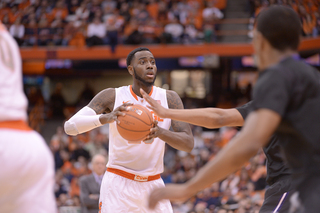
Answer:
[{"left": 117, "top": 104, "right": 153, "bottom": 142}]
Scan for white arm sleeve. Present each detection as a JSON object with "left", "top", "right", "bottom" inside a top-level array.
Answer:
[{"left": 64, "top": 106, "right": 103, "bottom": 136}]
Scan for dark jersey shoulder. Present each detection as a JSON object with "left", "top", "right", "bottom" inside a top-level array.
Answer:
[{"left": 236, "top": 101, "right": 291, "bottom": 184}]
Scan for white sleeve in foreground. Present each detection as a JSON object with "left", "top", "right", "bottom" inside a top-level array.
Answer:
[{"left": 64, "top": 106, "right": 103, "bottom": 136}]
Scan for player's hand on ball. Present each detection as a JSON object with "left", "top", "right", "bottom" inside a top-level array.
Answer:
[
  {"left": 99, "top": 103, "right": 132, "bottom": 124},
  {"left": 148, "top": 184, "right": 192, "bottom": 209},
  {"left": 144, "top": 120, "right": 161, "bottom": 142},
  {"left": 140, "top": 88, "right": 167, "bottom": 118}
]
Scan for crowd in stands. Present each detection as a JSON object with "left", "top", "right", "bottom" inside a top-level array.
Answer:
[
  {"left": 1, "top": 0, "right": 319, "bottom": 50},
  {"left": 0, "top": 0, "right": 227, "bottom": 49},
  {"left": 248, "top": 0, "right": 320, "bottom": 38}
]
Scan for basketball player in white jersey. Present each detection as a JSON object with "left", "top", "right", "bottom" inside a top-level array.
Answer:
[
  {"left": 0, "top": 22, "right": 56, "bottom": 213},
  {"left": 64, "top": 47, "right": 194, "bottom": 213}
]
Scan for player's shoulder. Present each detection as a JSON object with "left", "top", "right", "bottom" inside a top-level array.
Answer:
[
  {"left": 88, "top": 88, "right": 116, "bottom": 113},
  {"left": 165, "top": 89, "right": 180, "bottom": 100},
  {"left": 165, "top": 89, "right": 183, "bottom": 109},
  {"left": 97, "top": 88, "right": 116, "bottom": 97}
]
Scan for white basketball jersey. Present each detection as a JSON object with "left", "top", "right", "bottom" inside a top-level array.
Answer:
[
  {"left": 107, "top": 85, "right": 171, "bottom": 176},
  {"left": 0, "top": 23, "right": 28, "bottom": 122}
]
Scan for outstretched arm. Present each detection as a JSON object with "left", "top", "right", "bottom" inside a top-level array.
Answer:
[
  {"left": 140, "top": 89, "right": 244, "bottom": 128},
  {"left": 148, "top": 108, "right": 281, "bottom": 208}
]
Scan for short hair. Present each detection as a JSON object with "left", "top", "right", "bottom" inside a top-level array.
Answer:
[
  {"left": 256, "top": 5, "right": 301, "bottom": 51},
  {"left": 126, "top": 47, "right": 151, "bottom": 67}
]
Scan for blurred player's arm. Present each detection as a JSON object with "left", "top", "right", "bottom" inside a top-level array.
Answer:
[
  {"left": 148, "top": 108, "right": 281, "bottom": 208},
  {"left": 140, "top": 89, "right": 244, "bottom": 128},
  {"left": 64, "top": 88, "right": 128, "bottom": 136},
  {"left": 146, "top": 90, "right": 194, "bottom": 152},
  {"left": 79, "top": 177, "right": 99, "bottom": 208}
]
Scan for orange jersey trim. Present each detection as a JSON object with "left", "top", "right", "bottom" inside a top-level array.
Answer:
[
  {"left": 107, "top": 167, "right": 160, "bottom": 182},
  {"left": 0, "top": 120, "right": 32, "bottom": 131},
  {"left": 129, "top": 85, "right": 154, "bottom": 101}
]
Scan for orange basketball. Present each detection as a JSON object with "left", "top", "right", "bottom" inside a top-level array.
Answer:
[{"left": 117, "top": 104, "right": 153, "bottom": 142}]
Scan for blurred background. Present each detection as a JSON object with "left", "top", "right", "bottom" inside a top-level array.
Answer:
[{"left": 2, "top": 0, "right": 320, "bottom": 212}]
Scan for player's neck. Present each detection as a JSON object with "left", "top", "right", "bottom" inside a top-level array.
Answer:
[
  {"left": 132, "top": 83, "right": 153, "bottom": 98},
  {"left": 259, "top": 49, "right": 297, "bottom": 71}
]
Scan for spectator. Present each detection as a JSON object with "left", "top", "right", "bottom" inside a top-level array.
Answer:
[
  {"left": 52, "top": 126, "right": 69, "bottom": 147},
  {"left": 106, "top": 14, "right": 120, "bottom": 53},
  {"left": 88, "top": 0, "right": 101, "bottom": 22},
  {"left": 135, "top": 3, "right": 150, "bottom": 23},
  {"left": 157, "top": 1, "right": 168, "bottom": 26},
  {"left": 183, "top": 21, "right": 199, "bottom": 44},
  {"left": 75, "top": 2, "right": 90, "bottom": 21},
  {"left": 49, "top": 82, "right": 66, "bottom": 119},
  {"left": 101, "top": 0, "right": 117, "bottom": 14},
  {"left": 70, "top": 139, "right": 91, "bottom": 162},
  {"left": 8, "top": 5, "right": 21, "bottom": 24},
  {"left": 50, "top": 0, "right": 68, "bottom": 22},
  {"left": 84, "top": 133, "right": 108, "bottom": 158},
  {"left": 67, "top": 0, "right": 79, "bottom": 17},
  {"left": 164, "top": 17, "right": 184, "bottom": 43},
  {"left": 118, "top": 2, "right": 131, "bottom": 23},
  {"left": 55, "top": 169, "right": 70, "bottom": 198},
  {"left": 125, "top": 19, "right": 143, "bottom": 45},
  {"left": 35, "top": 0, "right": 52, "bottom": 20},
  {"left": 79, "top": 154, "right": 106, "bottom": 213},
  {"left": 300, "top": 5, "right": 316, "bottom": 37},
  {"left": 202, "top": 0, "right": 224, "bottom": 23},
  {"left": 1, "top": 13, "right": 10, "bottom": 29},
  {"left": 37, "top": 15, "right": 51, "bottom": 46},
  {"left": 9, "top": 16, "right": 24, "bottom": 46},
  {"left": 21, "top": 5, "right": 35, "bottom": 25},
  {"left": 138, "top": 19, "right": 161, "bottom": 44},
  {"left": 51, "top": 17, "right": 64, "bottom": 45},
  {"left": 147, "top": 0, "right": 159, "bottom": 20},
  {"left": 86, "top": 17, "right": 105, "bottom": 47},
  {"left": 62, "top": 20, "right": 78, "bottom": 46}
]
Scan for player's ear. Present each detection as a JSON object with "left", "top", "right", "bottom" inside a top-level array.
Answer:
[{"left": 127, "top": 65, "right": 134, "bottom": 76}]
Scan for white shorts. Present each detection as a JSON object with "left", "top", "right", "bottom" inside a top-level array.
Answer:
[
  {"left": 0, "top": 127, "right": 56, "bottom": 213},
  {"left": 99, "top": 171, "right": 173, "bottom": 213}
]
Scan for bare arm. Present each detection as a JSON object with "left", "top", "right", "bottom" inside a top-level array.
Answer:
[
  {"left": 141, "top": 89, "right": 244, "bottom": 128},
  {"left": 162, "top": 90, "right": 194, "bottom": 152},
  {"left": 148, "top": 108, "right": 281, "bottom": 208},
  {"left": 163, "top": 108, "right": 243, "bottom": 129}
]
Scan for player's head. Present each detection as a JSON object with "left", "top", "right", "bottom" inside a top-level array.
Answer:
[
  {"left": 126, "top": 47, "right": 157, "bottom": 87},
  {"left": 253, "top": 6, "right": 301, "bottom": 63},
  {"left": 91, "top": 154, "right": 107, "bottom": 176}
]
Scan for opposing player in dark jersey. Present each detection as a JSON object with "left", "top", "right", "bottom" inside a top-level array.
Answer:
[
  {"left": 237, "top": 102, "right": 292, "bottom": 213},
  {"left": 146, "top": 6, "right": 320, "bottom": 213},
  {"left": 139, "top": 96, "right": 293, "bottom": 213}
]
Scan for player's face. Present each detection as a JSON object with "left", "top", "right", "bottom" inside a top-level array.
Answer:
[
  {"left": 92, "top": 157, "right": 106, "bottom": 176},
  {"left": 131, "top": 51, "right": 157, "bottom": 87}
]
